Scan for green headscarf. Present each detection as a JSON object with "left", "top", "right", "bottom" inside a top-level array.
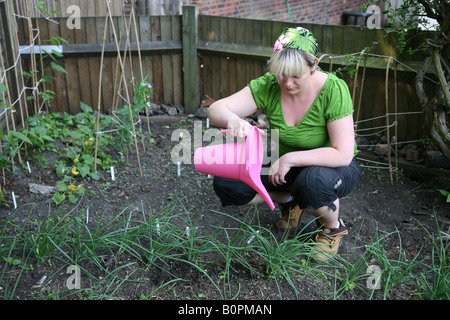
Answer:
[{"left": 273, "top": 27, "right": 318, "bottom": 56}]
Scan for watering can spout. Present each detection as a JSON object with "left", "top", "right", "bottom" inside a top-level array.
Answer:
[{"left": 194, "top": 126, "right": 275, "bottom": 210}]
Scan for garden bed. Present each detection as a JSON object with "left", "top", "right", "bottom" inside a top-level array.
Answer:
[{"left": 0, "top": 114, "right": 449, "bottom": 301}]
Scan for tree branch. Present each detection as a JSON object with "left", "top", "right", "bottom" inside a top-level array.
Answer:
[
  {"left": 416, "top": 0, "right": 441, "bottom": 23},
  {"left": 433, "top": 50, "right": 450, "bottom": 108}
]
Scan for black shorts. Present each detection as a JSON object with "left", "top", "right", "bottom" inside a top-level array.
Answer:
[{"left": 213, "top": 157, "right": 361, "bottom": 211}]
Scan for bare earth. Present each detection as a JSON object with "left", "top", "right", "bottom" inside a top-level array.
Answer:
[{"left": 1, "top": 115, "right": 449, "bottom": 301}]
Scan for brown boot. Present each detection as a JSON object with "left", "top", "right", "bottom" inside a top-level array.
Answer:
[
  {"left": 276, "top": 201, "right": 303, "bottom": 230},
  {"left": 312, "top": 219, "right": 348, "bottom": 261}
]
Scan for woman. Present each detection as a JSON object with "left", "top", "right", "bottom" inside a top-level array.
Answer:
[{"left": 206, "top": 27, "right": 361, "bottom": 261}]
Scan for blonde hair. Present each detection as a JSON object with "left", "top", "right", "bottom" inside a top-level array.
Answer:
[{"left": 268, "top": 48, "right": 318, "bottom": 78}]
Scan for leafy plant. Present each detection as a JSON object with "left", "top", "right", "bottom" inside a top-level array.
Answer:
[
  {"left": 438, "top": 189, "right": 450, "bottom": 203},
  {"left": 364, "top": 0, "right": 449, "bottom": 161},
  {"left": 52, "top": 179, "right": 85, "bottom": 205}
]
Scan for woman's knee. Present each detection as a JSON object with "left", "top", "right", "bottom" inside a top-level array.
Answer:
[
  {"left": 292, "top": 166, "right": 341, "bottom": 211},
  {"left": 213, "top": 176, "right": 256, "bottom": 206}
]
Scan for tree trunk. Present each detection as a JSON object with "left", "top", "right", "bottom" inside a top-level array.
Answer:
[{"left": 416, "top": 54, "right": 450, "bottom": 161}]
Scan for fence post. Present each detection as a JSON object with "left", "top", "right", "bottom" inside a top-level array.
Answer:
[
  {"left": 182, "top": 5, "right": 199, "bottom": 114},
  {"left": 0, "top": 0, "right": 19, "bottom": 131}
]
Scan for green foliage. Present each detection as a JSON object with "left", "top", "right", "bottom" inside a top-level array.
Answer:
[
  {"left": 1, "top": 76, "right": 153, "bottom": 206},
  {"left": 438, "top": 189, "right": 450, "bottom": 203}
]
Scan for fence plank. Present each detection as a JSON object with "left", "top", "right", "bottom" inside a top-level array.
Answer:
[
  {"left": 73, "top": 18, "right": 92, "bottom": 108},
  {"left": 60, "top": 18, "right": 81, "bottom": 114},
  {"left": 47, "top": 19, "right": 68, "bottom": 113},
  {"left": 151, "top": 16, "right": 163, "bottom": 104},
  {"left": 13, "top": 12, "right": 430, "bottom": 145},
  {"left": 182, "top": 6, "right": 199, "bottom": 113},
  {"left": 85, "top": 17, "right": 100, "bottom": 113},
  {"left": 161, "top": 15, "right": 174, "bottom": 104},
  {"left": 171, "top": 16, "right": 183, "bottom": 105}
]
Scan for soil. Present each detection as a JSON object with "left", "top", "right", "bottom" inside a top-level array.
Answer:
[{"left": 1, "top": 114, "right": 449, "bottom": 301}]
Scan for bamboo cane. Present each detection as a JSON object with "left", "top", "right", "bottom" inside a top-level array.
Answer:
[
  {"left": 117, "top": 0, "right": 151, "bottom": 143},
  {"left": 385, "top": 57, "right": 393, "bottom": 185},
  {"left": 33, "top": 4, "right": 49, "bottom": 115},
  {"left": 355, "top": 54, "right": 367, "bottom": 126},
  {"left": 106, "top": 0, "right": 142, "bottom": 176},
  {"left": 93, "top": 13, "right": 109, "bottom": 172},
  {"left": 394, "top": 61, "right": 398, "bottom": 183},
  {"left": 25, "top": 0, "right": 38, "bottom": 115}
]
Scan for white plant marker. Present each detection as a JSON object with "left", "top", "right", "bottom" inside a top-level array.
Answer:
[
  {"left": 247, "top": 230, "right": 259, "bottom": 244},
  {"left": 26, "top": 161, "right": 31, "bottom": 173},
  {"left": 86, "top": 208, "right": 89, "bottom": 224},
  {"left": 155, "top": 219, "right": 161, "bottom": 236},
  {"left": 177, "top": 162, "right": 181, "bottom": 176},
  {"left": 11, "top": 192, "right": 17, "bottom": 209},
  {"left": 111, "top": 166, "right": 115, "bottom": 181}
]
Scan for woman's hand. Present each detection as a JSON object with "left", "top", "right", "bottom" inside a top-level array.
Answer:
[
  {"left": 268, "top": 156, "right": 290, "bottom": 186},
  {"left": 226, "top": 118, "right": 256, "bottom": 140}
]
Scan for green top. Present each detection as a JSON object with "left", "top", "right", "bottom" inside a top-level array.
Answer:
[{"left": 248, "top": 72, "right": 358, "bottom": 157}]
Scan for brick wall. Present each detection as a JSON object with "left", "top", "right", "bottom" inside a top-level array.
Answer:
[{"left": 189, "top": 0, "right": 370, "bottom": 25}]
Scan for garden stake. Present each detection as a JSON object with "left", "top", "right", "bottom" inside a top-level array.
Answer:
[
  {"left": 355, "top": 53, "right": 367, "bottom": 125},
  {"left": 111, "top": 166, "right": 115, "bottom": 181},
  {"left": 318, "top": 54, "right": 333, "bottom": 72},
  {"left": 130, "top": 0, "right": 151, "bottom": 133},
  {"left": 385, "top": 57, "right": 393, "bottom": 185},
  {"left": 11, "top": 191, "right": 16, "bottom": 209},
  {"left": 394, "top": 61, "right": 399, "bottom": 182},
  {"left": 112, "top": 4, "right": 146, "bottom": 154},
  {"left": 33, "top": 6, "right": 49, "bottom": 115},
  {"left": 106, "top": 0, "right": 142, "bottom": 176},
  {"left": 93, "top": 11, "right": 109, "bottom": 171},
  {"left": 351, "top": 49, "right": 365, "bottom": 110},
  {"left": 0, "top": 43, "right": 18, "bottom": 171},
  {"left": 155, "top": 218, "right": 161, "bottom": 236},
  {"left": 25, "top": 0, "right": 38, "bottom": 115},
  {"left": 247, "top": 230, "right": 259, "bottom": 244},
  {"left": 7, "top": 0, "right": 29, "bottom": 127},
  {"left": 111, "top": 11, "right": 126, "bottom": 113}
]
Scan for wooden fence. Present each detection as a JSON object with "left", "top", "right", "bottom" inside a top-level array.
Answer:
[
  {"left": 13, "top": 0, "right": 185, "bottom": 18},
  {"left": 7, "top": 5, "right": 435, "bottom": 144}
]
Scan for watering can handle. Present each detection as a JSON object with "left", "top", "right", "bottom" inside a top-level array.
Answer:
[{"left": 221, "top": 128, "right": 256, "bottom": 170}]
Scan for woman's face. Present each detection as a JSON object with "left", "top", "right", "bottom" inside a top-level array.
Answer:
[{"left": 276, "top": 64, "right": 314, "bottom": 95}]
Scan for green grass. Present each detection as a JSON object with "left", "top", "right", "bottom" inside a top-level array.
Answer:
[{"left": 0, "top": 199, "right": 448, "bottom": 300}]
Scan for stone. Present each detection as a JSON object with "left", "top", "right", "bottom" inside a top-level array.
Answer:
[
  {"left": 148, "top": 104, "right": 162, "bottom": 115},
  {"left": 374, "top": 143, "right": 392, "bottom": 156},
  {"left": 194, "top": 106, "right": 208, "bottom": 118},
  {"left": 166, "top": 106, "right": 178, "bottom": 116},
  {"left": 29, "top": 183, "right": 56, "bottom": 195},
  {"left": 405, "top": 148, "right": 420, "bottom": 162},
  {"left": 175, "top": 104, "right": 184, "bottom": 114}
]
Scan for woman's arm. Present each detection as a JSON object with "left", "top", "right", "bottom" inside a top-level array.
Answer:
[
  {"left": 206, "top": 86, "right": 260, "bottom": 139},
  {"left": 269, "top": 114, "right": 356, "bottom": 186}
]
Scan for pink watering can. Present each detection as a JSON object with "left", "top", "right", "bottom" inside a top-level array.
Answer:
[{"left": 194, "top": 126, "right": 275, "bottom": 210}]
